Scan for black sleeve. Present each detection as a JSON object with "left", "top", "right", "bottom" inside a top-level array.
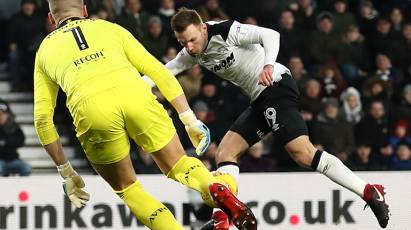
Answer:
[
  {"left": 2, "top": 122, "right": 25, "bottom": 148},
  {"left": 207, "top": 20, "right": 234, "bottom": 42}
]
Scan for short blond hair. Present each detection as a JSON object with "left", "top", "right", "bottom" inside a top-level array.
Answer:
[{"left": 48, "top": 0, "right": 84, "bottom": 20}]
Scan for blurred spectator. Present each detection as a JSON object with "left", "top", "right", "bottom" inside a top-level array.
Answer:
[
  {"left": 8, "top": 0, "right": 45, "bottom": 91},
  {"left": 300, "top": 78, "right": 324, "bottom": 118},
  {"left": 0, "top": 100, "right": 30, "bottom": 176},
  {"left": 141, "top": 16, "right": 168, "bottom": 60},
  {"left": 132, "top": 147, "right": 161, "bottom": 174},
  {"left": 288, "top": 55, "right": 311, "bottom": 91},
  {"left": 362, "top": 76, "right": 392, "bottom": 106},
  {"left": 84, "top": 0, "right": 106, "bottom": 17},
  {"left": 339, "top": 87, "right": 363, "bottom": 125},
  {"left": 197, "top": 0, "right": 229, "bottom": 22},
  {"left": 347, "top": 142, "right": 383, "bottom": 171},
  {"left": 389, "top": 8, "right": 404, "bottom": 32},
  {"left": 191, "top": 80, "right": 236, "bottom": 142},
  {"left": 0, "top": 0, "right": 20, "bottom": 19},
  {"left": 332, "top": 0, "right": 356, "bottom": 35},
  {"left": 291, "top": 0, "right": 316, "bottom": 33},
  {"left": 192, "top": 100, "right": 209, "bottom": 122},
  {"left": 103, "top": 0, "right": 119, "bottom": 21},
  {"left": 308, "top": 12, "right": 341, "bottom": 65},
  {"left": 157, "top": 0, "right": 175, "bottom": 36},
  {"left": 89, "top": 7, "right": 110, "bottom": 20},
  {"left": 356, "top": 100, "right": 389, "bottom": 152},
  {"left": 0, "top": 1, "right": 19, "bottom": 62},
  {"left": 398, "top": 23, "right": 411, "bottom": 79},
  {"left": 116, "top": 0, "right": 150, "bottom": 40},
  {"left": 390, "top": 141, "right": 411, "bottom": 170},
  {"left": 318, "top": 63, "right": 346, "bottom": 97},
  {"left": 239, "top": 141, "right": 275, "bottom": 172},
  {"left": 379, "top": 142, "right": 394, "bottom": 168},
  {"left": 243, "top": 16, "right": 257, "bottom": 25},
  {"left": 369, "top": 17, "right": 402, "bottom": 63},
  {"left": 393, "top": 84, "right": 411, "bottom": 125},
  {"left": 178, "top": 64, "right": 203, "bottom": 101},
  {"left": 277, "top": 10, "right": 305, "bottom": 64},
  {"left": 355, "top": 0, "right": 378, "bottom": 39},
  {"left": 84, "top": 0, "right": 118, "bottom": 21},
  {"left": 374, "top": 53, "right": 403, "bottom": 90},
  {"left": 162, "top": 46, "right": 177, "bottom": 63},
  {"left": 338, "top": 24, "right": 369, "bottom": 83},
  {"left": 312, "top": 97, "right": 355, "bottom": 162},
  {"left": 191, "top": 100, "right": 219, "bottom": 140},
  {"left": 389, "top": 119, "right": 411, "bottom": 148}
]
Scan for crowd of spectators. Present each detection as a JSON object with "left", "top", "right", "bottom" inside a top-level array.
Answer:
[{"left": 1, "top": 0, "right": 411, "bottom": 174}]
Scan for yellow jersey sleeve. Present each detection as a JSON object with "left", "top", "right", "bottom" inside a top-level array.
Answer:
[
  {"left": 33, "top": 50, "right": 60, "bottom": 146},
  {"left": 116, "top": 24, "right": 184, "bottom": 102}
]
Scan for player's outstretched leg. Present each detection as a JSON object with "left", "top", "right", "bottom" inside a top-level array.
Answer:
[
  {"left": 167, "top": 155, "right": 257, "bottom": 230},
  {"left": 152, "top": 134, "right": 257, "bottom": 230},
  {"left": 285, "top": 135, "right": 390, "bottom": 228},
  {"left": 92, "top": 155, "right": 184, "bottom": 230}
]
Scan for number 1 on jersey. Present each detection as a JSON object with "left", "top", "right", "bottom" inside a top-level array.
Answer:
[{"left": 70, "top": 26, "right": 89, "bottom": 50}]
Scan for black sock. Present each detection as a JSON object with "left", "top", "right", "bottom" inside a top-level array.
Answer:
[
  {"left": 217, "top": 161, "right": 239, "bottom": 168},
  {"left": 311, "top": 150, "right": 323, "bottom": 171}
]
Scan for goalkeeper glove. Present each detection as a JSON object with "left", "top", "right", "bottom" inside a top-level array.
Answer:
[
  {"left": 57, "top": 161, "right": 90, "bottom": 208},
  {"left": 179, "top": 109, "right": 211, "bottom": 155}
]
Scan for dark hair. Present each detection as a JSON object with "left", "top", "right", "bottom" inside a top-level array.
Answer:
[
  {"left": 171, "top": 8, "right": 202, "bottom": 33},
  {"left": 397, "top": 140, "right": 411, "bottom": 149},
  {"left": 21, "top": 0, "right": 36, "bottom": 6}
]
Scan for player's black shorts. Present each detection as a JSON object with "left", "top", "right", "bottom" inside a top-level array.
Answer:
[{"left": 230, "top": 73, "right": 308, "bottom": 147}]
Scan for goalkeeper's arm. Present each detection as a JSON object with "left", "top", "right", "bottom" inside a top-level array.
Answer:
[{"left": 34, "top": 52, "right": 89, "bottom": 208}]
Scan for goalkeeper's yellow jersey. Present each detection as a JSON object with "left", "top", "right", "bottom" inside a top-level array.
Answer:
[{"left": 34, "top": 18, "right": 183, "bottom": 146}]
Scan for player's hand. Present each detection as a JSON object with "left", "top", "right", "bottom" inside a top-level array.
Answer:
[
  {"left": 57, "top": 161, "right": 90, "bottom": 208},
  {"left": 179, "top": 109, "right": 211, "bottom": 155},
  {"left": 258, "top": 65, "right": 280, "bottom": 86}
]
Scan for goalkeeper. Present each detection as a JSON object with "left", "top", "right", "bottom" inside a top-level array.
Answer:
[{"left": 34, "top": 1, "right": 256, "bottom": 229}]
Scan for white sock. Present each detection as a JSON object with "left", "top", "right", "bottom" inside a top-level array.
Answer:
[
  {"left": 217, "top": 164, "right": 240, "bottom": 183},
  {"left": 214, "top": 164, "right": 240, "bottom": 214},
  {"left": 316, "top": 151, "right": 367, "bottom": 197}
]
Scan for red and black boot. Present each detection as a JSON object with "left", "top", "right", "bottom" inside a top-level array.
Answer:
[
  {"left": 200, "top": 210, "right": 230, "bottom": 230},
  {"left": 208, "top": 183, "right": 257, "bottom": 230},
  {"left": 363, "top": 184, "right": 390, "bottom": 228}
]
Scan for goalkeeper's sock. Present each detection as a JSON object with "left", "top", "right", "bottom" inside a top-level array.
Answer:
[
  {"left": 115, "top": 180, "right": 184, "bottom": 230},
  {"left": 312, "top": 150, "right": 366, "bottom": 197},
  {"left": 167, "top": 155, "right": 218, "bottom": 207}
]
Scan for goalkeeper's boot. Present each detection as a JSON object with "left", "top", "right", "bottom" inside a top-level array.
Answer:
[
  {"left": 209, "top": 183, "right": 257, "bottom": 230},
  {"left": 363, "top": 184, "right": 390, "bottom": 228},
  {"left": 200, "top": 210, "right": 230, "bottom": 230}
]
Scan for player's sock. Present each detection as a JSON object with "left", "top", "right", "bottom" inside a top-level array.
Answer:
[
  {"left": 312, "top": 150, "right": 366, "bottom": 197},
  {"left": 213, "top": 162, "right": 240, "bottom": 220},
  {"left": 115, "top": 180, "right": 184, "bottom": 230},
  {"left": 167, "top": 155, "right": 218, "bottom": 207},
  {"left": 217, "top": 161, "right": 240, "bottom": 182}
]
